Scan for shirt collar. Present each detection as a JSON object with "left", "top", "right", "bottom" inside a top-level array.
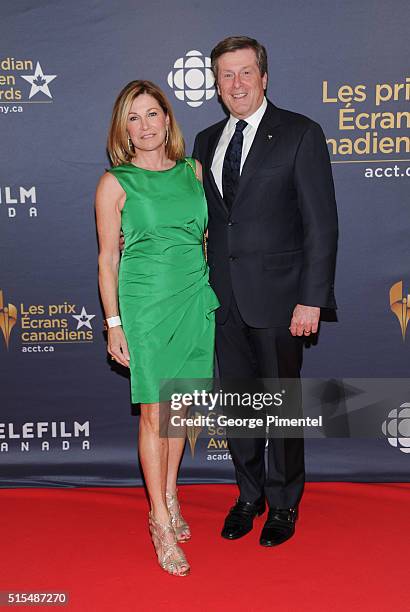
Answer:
[{"left": 227, "top": 96, "right": 268, "bottom": 132}]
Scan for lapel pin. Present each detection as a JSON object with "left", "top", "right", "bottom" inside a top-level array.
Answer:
[{"left": 267, "top": 134, "right": 273, "bottom": 140}]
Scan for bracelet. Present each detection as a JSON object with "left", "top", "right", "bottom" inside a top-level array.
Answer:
[{"left": 105, "top": 315, "right": 122, "bottom": 329}]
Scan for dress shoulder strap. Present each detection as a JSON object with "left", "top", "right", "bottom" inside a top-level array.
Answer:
[
  {"left": 184, "top": 157, "right": 199, "bottom": 180},
  {"left": 106, "top": 164, "right": 132, "bottom": 192}
]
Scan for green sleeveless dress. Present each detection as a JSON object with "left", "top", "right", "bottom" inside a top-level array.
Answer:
[{"left": 108, "top": 158, "right": 220, "bottom": 404}]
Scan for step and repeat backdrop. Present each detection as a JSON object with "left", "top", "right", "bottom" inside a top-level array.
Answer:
[{"left": 1, "top": 0, "right": 409, "bottom": 486}]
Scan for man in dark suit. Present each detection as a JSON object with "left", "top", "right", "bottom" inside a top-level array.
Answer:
[{"left": 193, "top": 36, "right": 338, "bottom": 546}]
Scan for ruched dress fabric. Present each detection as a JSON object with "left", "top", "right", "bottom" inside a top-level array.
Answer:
[{"left": 108, "top": 158, "right": 220, "bottom": 404}]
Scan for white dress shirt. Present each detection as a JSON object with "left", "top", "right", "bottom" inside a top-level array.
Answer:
[{"left": 211, "top": 97, "right": 268, "bottom": 197}]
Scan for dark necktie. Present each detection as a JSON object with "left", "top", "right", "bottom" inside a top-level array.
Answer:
[{"left": 222, "top": 119, "right": 247, "bottom": 210}]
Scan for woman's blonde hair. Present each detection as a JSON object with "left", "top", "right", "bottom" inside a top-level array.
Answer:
[{"left": 107, "top": 80, "right": 185, "bottom": 166}]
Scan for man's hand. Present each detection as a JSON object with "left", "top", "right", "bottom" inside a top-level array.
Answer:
[{"left": 289, "top": 304, "right": 320, "bottom": 336}]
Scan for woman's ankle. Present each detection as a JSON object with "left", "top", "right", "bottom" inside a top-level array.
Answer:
[{"left": 150, "top": 504, "right": 170, "bottom": 524}]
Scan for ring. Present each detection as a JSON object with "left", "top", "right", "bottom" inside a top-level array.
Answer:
[{"left": 110, "top": 355, "right": 115, "bottom": 361}]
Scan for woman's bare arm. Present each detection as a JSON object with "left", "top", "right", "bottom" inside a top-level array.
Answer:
[
  {"left": 193, "top": 159, "right": 208, "bottom": 238},
  {"left": 95, "top": 173, "right": 130, "bottom": 366}
]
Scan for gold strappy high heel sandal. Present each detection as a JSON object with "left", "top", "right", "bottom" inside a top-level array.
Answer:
[
  {"left": 166, "top": 489, "right": 191, "bottom": 543},
  {"left": 148, "top": 512, "right": 190, "bottom": 577}
]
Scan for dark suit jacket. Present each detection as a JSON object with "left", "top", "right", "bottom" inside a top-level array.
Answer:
[{"left": 193, "top": 100, "right": 338, "bottom": 327}]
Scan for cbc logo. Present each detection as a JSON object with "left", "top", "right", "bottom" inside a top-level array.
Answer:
[
  {"left": 382, "top": 403, "right": 410, "bottom": 453},
  {"left": 167, "top": 50, "right": 215, "bottom": 108}
]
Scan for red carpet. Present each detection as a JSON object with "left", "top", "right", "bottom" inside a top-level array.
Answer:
[{"left": 1, "top": 483, "right": 408, "bottom": 611}]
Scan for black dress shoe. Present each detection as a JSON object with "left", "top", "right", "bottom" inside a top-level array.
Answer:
[
  {"left": 259, "top": 507, "right": 298, "bottom": 547},
  {"left": 221, "top": 498, "right": 266, "bottom": 540}
]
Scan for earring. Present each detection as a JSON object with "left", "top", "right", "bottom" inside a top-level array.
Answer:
[
  {"left": 165, "top": 127, "right": 169, "bottom": 146},
  {"left": 127, "top": 135, "right": 133, "bottom": 152}
]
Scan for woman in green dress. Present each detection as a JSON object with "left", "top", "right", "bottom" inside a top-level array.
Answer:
[{"left": 95, "top": 80, "right": 219, "bottom": 577}]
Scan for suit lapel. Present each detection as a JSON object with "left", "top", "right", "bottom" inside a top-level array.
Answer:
[
  {"left": 232, "top": 102, "right": 282, "bottom": 209},
  {"left": 205, "top": 120, "right": 229, "bottom": 214}
]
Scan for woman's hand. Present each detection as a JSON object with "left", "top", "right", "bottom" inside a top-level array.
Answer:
[{"left": 108, "top": 326, "right": 130, "bottom": 367}]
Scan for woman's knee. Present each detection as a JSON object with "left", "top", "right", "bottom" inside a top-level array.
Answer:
[{"left": 140, "top": 403, "right": 169, "bottom": 434}]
